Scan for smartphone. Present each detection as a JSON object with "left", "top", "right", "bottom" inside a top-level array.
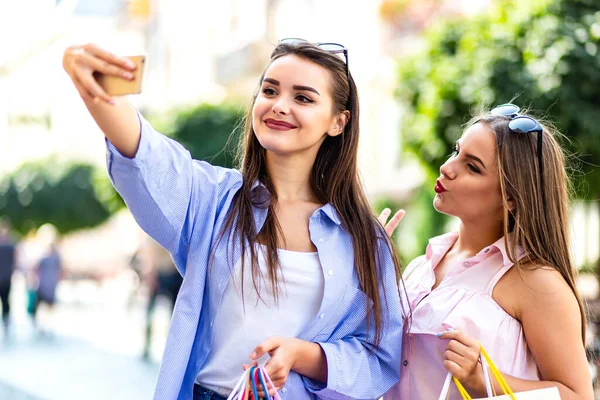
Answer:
[{"left": 94, "top": 55, "right": 146, "bottom": 96}]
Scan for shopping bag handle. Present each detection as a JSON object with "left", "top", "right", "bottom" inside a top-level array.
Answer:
[{"left": 438, "top": 345, "right": 516, "bottom": 400}]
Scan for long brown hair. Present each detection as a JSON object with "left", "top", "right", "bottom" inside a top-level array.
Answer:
[
  {"left": 214, "top": 41, "right": 404, "bottom": 348},
  {"left": 468, "top": 111, "right": 586, "bottom": 344}
]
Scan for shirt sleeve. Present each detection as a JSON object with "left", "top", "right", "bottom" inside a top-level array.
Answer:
[
  {"left": 301, "top": 237, "right": 404, "bottom": 399},
  {"left": 105, "top": 112, "right": 242, "bottom": 275}
]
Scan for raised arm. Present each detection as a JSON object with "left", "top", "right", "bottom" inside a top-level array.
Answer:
[{"left": 62, "top": 43, "right": 140, "bottom": 157}]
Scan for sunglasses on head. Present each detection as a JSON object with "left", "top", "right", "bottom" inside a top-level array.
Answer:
[
  {"left": 490, "top": 103, "right": 545, "bottom": 203},
  {"left": 277, "top": 38, "right": 349, "bottom": 80}
]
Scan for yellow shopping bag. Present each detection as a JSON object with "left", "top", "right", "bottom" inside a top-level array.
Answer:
[{"left": 439, "top": 346, "right": 561, "bottom": 400}]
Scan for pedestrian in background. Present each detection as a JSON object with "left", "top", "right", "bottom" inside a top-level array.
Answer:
[{"left": 0, "top": 220, "right": 16, "bottom": 336}]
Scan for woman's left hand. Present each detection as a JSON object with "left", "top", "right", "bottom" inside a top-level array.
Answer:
[
  {"left": 244, "top": 336, "right": 301, "bottom": 397},
  {"left": 438, "top": 329, "right": 484, "bottom": 391}
]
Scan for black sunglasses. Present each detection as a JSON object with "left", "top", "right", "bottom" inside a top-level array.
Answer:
[
  {"left": 277, "top": 38, "right": 349, "bottom": 80},
  {"left": 490, "top": 103, "right": 545, "bottom": 202}
]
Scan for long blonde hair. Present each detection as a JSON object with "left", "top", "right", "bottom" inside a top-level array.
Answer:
[{"left": 468, "top": 111, "right": 586, "bottom": 344}]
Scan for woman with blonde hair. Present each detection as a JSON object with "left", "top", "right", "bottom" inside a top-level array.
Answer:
[{"left": 382, "top": 104, "right": 594, "bottom": 399}]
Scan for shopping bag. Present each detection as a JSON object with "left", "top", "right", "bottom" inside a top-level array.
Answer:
[
  {"left": 227, "top": 366, "right": 282, "bottom": 400},
  {"left": 438, "top": 346, "right": 561, "bottom": 400}
]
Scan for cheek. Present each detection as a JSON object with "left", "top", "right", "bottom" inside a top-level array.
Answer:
[{"left": 252, "top": 97, "right": 269, "bottom": 119}]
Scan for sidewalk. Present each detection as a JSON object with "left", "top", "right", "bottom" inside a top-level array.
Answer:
[
  {"left": 0, "top": 276, "right": 165, "bottom": 400},
  {"left": 0, "top": 331, "right": 159, "bottom": 400}
]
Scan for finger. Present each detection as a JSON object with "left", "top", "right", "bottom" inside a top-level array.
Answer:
[
  {"left": 445, "top": 348, "right": 466, "bottom": 366},
  {"left": 377, "top": 208, "right": 391, "bottom": 226},
  {"left": 447, "top": 339, "right": 470, "bottom": 356},
  {"left": 72, "top": 74, "right": 93, "bottom": 101},
  {"left": 385, "top": 209, "right": 405, "bottom": 237},
  {"left": 443, "top": 359, "right": 463, "bottom": 378},
  {"left": 439, "top": 330, "right": 479, "bottom": 348},
  {"left": 83, "top": 43, "right": 137, "bottom": 70},
  {"left": 79, "top": 74, "right": 114, "bottom": 104},
  {"left": 242, "top": 360, "right": 258, "bottom": 370},
  {"left": 78, "top": 52, "right": 135, "bottom": 79},
  {"left": 250, "top": 337, "right": 279, "bottom": 360}
]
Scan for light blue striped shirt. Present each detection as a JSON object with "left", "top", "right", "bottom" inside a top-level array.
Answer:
[{"left": 106, "top": 114, "right": 404, "bottom": 400}]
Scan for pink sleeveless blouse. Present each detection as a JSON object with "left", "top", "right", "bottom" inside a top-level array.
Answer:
[{"left": 385, "top": 232, "right": 540, "bottom": 399}]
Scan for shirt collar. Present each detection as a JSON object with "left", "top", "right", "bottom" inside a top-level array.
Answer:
[
  {"left": 250, "top": 180, "right": 341, "bottom": 226},
  {"left": 425, "top": 232, "right": 525, "bottom": 267},
  {"left": 319, "top": 203, "right": 342, "bottom": 226},
  {"left": 481, "top": 235, "right": 526, "bottom": 267}
]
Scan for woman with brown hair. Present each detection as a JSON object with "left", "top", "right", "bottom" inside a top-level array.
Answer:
[
  {"left": 382, "top": 104, "right": 594, "bottom": 399},
  {"left": 62, "top": 40, "right": 406, "bottom": 399}
]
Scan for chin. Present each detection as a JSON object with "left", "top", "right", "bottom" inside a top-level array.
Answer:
[
  {"left": 255, "top": 134, "right": 294, "bottom": 155},
  {"left": 433, "top": 196, "right": 453, "bottom": 216}
]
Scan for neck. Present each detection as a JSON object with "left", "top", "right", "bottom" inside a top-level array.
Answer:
[
  {"left": 455, "top": 218, "right": 504, "bottom": 257},
  {"left": 265, "top": 151, "right": 316, "bottom": 203}
]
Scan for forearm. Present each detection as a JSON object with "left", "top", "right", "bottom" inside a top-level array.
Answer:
[
  {"left": 292, "top": 340, "right": 328, "bottom": 383},
  {"left": 466, "top": 368, "right": 591, "bottom": 400},
  {"left": 82, "top": 96, "right": 140, "bottom": 158}
]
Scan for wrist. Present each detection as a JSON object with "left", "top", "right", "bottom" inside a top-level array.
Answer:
[
  {"left": 290, "top": 338, "right": 306, "bottom": 371},
  {"left": 464, "top": 364, "right": 486, "bottom": 395}
]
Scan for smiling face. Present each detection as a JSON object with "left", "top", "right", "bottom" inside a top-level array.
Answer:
[
  {"left": 251, "top": 54, "right": 346, "bottom": 158},
  {"left": 434, "top": 122, "right": 505, "bottom": 225}
]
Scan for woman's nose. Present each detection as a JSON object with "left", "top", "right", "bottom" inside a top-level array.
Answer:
[
  {"left": 440, "top": 159, "right": 456, "bottom": 180},
  {"left": 272, "top": 98, "right": 290, "bottom": 115}
]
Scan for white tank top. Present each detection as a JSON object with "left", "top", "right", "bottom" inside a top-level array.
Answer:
[{"left": 196, "top": 245, "right": 324, "bottom": 396}]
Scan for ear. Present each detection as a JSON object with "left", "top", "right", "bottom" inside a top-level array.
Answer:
[
  {"left": 327, "top": 110, "right": 350, "bottom": 137},
  {"left": 506, "top": 197, "right": 516, "bottom": 212}
]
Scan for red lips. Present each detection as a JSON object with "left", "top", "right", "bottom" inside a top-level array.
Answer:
[
  {"left": 434, "top": 179, "right": 447, "bottom": 194},
  {"left": 264, "top": 118, "right": 298, "bottom": 131}
]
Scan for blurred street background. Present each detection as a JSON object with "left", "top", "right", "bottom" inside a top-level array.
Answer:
[{"left": 1, "top": 0, "right": 600, "bottom": 399}]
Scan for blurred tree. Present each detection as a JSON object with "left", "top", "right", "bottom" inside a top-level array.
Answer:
[
  {"left": 0, "top": 159, "right": 122, "bottom": 235},
  {"left": 0, "top": 103, "right": 244, "bottom": 237},
  {"left": 396, "top": 0, "right": 600, "bottom": 262},
  {"left": 151, "top": 103, "right": 245, "bottom": 168}
]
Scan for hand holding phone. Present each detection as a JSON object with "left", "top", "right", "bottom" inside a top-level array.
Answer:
[
  {"left": 94, "top": 55, "right": 146, "bottom": 96},
  {"left": 63, "top": 44, "right": 144, "bottom": 104}
]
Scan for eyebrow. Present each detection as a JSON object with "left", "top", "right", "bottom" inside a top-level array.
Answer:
[
  {"left": 263, "top": 78, "right": 321, "bottom": 96},
  {"left": 456, "top": 142, "right": 487, "bottom": 170}
]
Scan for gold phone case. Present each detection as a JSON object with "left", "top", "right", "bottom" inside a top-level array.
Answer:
[{"left": 95, "top": 55, "right": 146, "bottom": 96}]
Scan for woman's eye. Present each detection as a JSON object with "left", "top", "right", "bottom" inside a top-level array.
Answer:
[
  {"left": 262, "top": 88, "right": 277, "bottom": 96},
  {"left": 451, "top": 149, "right": 459, "bottom": 157},
  {"left": 296, "top": 94, "right": 314, "bottom": 103},
  {"left": 467, "top": 164, "right": 480, "bottom": 173}
]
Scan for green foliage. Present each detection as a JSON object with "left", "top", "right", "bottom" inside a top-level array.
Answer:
[
  {"left": 151, "top": 103, "right": 246, "bottom": 168},
  {"left": 0, "top": 159, "right": 121, "bottom": 235},
  {"left": 397, "top": 0, "right": 600, "bottom": 256}
]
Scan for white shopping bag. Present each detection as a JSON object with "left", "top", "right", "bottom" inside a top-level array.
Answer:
[{"left": 438, "top": 346, "right": 561, "bottom": 400}]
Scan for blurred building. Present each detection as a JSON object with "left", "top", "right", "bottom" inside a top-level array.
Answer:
[{"left": 1, "top": 0, "right": 597, "bottom": 274}]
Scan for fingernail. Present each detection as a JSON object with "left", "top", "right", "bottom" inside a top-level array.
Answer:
[
  {"left": 122, "top": 72, "right": 134, "bottom": 79},
  {"left": 436, "top": 333, "right": 442, "bottom": 338},
  {"left": 126, "top": 60, "right": 136, "bottom": 69},
  {"left": 249, "top": 352, "right": 256, "bottom": 359},
  {"left": 108, "top": 99, "right": 116, "bottom": 106}
]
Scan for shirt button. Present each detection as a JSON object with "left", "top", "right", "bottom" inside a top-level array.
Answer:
[
  {"left": 281, "top": 387, "right": 288, "bottom": 393},
  {"left": 318, "top": 238, "right": 324, "bottom": 243},
  {"left": 403, "top": 360, "right": 408, "bottom": 366},
  {"left": 328, "top": 270, "right": 334, "bottom": 276},
  {"left": 463, "top": 261, "right": 470, "bottom": 267},
  {"left": 319, "top": 313, "right": 325, "bottom": 319},
  {"left": 210, "top": 322, "right": 214, "bottom": 327}
]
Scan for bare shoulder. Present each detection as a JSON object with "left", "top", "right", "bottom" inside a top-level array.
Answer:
[
  {"left": 494, "top": 262, "right": 579, "bottom": 320},
  {"left": 509, "top": 262, "right": 579, "bottom": 318}
]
